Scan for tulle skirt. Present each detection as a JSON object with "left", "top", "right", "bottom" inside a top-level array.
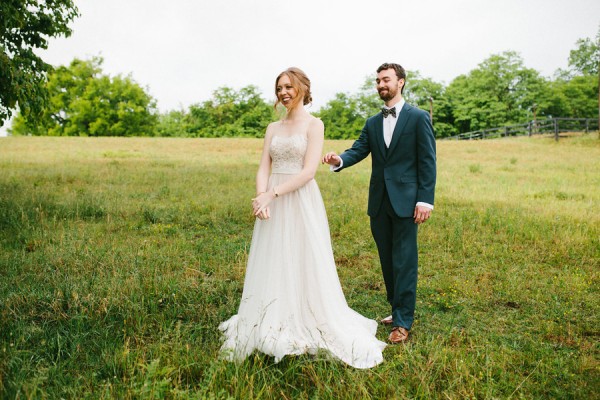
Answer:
[{"left": 219, "top": 173, "right": 385, "bottom": 369}]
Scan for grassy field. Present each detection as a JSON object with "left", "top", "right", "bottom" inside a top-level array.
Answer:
[{"left": 0, "top": 135, "right": 598, "bottom": 399}]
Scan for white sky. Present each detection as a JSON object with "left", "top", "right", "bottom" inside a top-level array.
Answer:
[{"left": 1, "top": 0, "right": 599, "bottom": 135}]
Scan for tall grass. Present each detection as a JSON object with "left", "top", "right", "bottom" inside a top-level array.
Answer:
[{"left": 0, "top": 135, "right": 598, "bottom": 399}]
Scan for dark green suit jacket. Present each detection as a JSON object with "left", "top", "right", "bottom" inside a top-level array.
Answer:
[{"left": 337, "top": 103, "right": 436, "bottom": 218}]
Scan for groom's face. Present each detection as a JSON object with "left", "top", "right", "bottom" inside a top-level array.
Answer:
[{"left": 376, "top": 69, "right": 404, "bottom": 102}]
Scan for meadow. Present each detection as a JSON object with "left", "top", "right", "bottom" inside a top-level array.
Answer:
[{"left": 0, "top": 135, "right": 598, "bottom": 399}]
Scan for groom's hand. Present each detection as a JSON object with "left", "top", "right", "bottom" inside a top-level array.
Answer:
[
  {"left": 322, "top": 152, "right": 341, "bottom": 167},
  {"left": 413, "top": 205, "right": 432, "bottom": 224}
]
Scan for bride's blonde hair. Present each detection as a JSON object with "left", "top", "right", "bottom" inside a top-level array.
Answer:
[{"left": 274, "top": 67, "right": 313, "bottom": 110}]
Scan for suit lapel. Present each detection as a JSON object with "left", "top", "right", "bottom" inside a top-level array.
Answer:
[
  {"left": 387, "top": 103, "right": 411, "bottom": 155},
  {"left": 374, "top": 113, "right": 387, "bottom": 160}
]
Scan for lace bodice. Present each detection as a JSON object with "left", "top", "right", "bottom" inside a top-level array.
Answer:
[{"left": 270, "top": 135, "right": 307, "bottom": 174}]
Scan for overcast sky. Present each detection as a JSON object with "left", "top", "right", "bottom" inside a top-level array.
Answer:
[{"left": 2, "top": 0, "right": 599, "bottom": 135}]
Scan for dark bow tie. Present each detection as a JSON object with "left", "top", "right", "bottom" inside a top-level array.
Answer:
[{"left": 381, "top": 107, "right": 396, "bottom": 118}]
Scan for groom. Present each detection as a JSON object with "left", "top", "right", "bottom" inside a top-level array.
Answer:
[{"left": 323, "top": 63, "right": 436, "bottom": 344}]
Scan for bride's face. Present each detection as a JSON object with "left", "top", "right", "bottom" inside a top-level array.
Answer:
[{"left": 276, "top": 75, "right": 298, "bottom": 108}]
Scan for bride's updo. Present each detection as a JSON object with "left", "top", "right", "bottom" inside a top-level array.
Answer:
[{"left": 274, "top": 67, "right": 313, "bottom": 109}]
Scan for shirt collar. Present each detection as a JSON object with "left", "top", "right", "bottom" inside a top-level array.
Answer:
[{"left": 383, "top": 98, "right": 405, "bottom": 116}]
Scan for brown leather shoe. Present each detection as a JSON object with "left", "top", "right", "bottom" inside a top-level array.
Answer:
[
  {"left": 380, "top": 315, "right": 393, "bottom": 325},
  {"left": 388, "top": 327, "right": 409, "bottom": 344}
]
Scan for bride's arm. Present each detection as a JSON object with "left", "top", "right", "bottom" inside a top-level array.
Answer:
[
  {"left": 255, "top": 123, "right": 275, "bottom": 194},
  {"left": 252, "top": 124, "right": 274, "bottom": 219}
]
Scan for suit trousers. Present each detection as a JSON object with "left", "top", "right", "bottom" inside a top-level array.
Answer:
[{"left": 369, "top": 188, "right": 418, "bottom": 330}]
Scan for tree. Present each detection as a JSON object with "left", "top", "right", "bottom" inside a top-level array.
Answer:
[
  {"left": 354, "top": 77, "right": 384, "bottom": 118},
  {"left": 185, "top": 85, "right": 275, "bottom": 138},
  {"left": 10, "top": 57, "right": 158, "bottom": 136},
  {"left": 0, "top": 0, "right": 79, "bottom": 125},
  {"left": 559, "top": 76, "right": 599, "bottom": 119},
  {"left": 445, "top": 51, "right": 548, "bottom": 132},
  {"left": 155, "top": 109, "right": 189, "bottom": 137},
  {"left": 556, "top": 29, "right": 600, "bottom": 133},
  {"left": 543, "top": 75, "right": 598, "bottom": 120},
  {"left": 404, "top": 71, "right": 456, "bottom": 138},
  {"left": 316, "top": 92, "right": 365, "bottom": 139},
  {"left": 568, "top": 29, "right": 600, "bottom": 76}
]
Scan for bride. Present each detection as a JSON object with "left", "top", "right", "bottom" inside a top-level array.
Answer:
[{"left": 219, "top": 67, "right": 385, "bottom": 369}]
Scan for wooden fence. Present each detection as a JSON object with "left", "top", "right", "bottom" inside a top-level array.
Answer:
[{"left": 445, "top": 118, "right": 599, "bottom": 141}]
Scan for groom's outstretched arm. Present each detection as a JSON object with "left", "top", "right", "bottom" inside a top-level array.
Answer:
[{"left": 322, "top": 123, "right": 371, "bottom": 171}]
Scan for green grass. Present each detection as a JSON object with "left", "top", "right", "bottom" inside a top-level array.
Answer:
[{"left": 0, "top": 135, "right": 598, "bottom": 399}]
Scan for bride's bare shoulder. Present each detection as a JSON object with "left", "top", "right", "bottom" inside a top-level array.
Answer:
[
  {"left": 308, "top": 116, "right": 324, "bottom": 133},
  {"left": 265, "top": 121, "right": 284, "bottom": 136},
  {"left": 267, "top": 120, "right": 282, "bottom": 129}
]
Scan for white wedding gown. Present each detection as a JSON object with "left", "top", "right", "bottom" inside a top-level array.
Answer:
[{"left": 219, "top": 134, "right": 386, "bottom": 369}]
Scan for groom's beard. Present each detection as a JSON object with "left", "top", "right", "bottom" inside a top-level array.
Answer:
[{"left": 378, "top": 87, "right": 398, "bottom": 102}]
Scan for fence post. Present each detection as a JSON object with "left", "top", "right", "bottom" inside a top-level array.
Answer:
[
  {"left": 532, "top": 104, "right": 538, "bottom": 136},
  {"left": 554, "top": 118, "right": 559, "bottom": 142},
  {"left": 528, "top": 121, "right": 532, "bottom": 136},
  {"left": 585, "top": 119, "right": 589, "bottom": 133}
]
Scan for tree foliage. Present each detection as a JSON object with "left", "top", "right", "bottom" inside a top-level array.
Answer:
[
  {"left": 10, "top": 57, "right": 157, "bottom": 136},
  {"left": 317, "top": 77, "right": 389, "bottom": 139},
  {"left": 444, "top": 51, "right": 548, "bottom": 132},
  {"left": 316, "top": 92, "right": 367, "bottom": 139},
  {"left": 317, "top": 47, "right": 596, "bottom": 139},
  {"left": 155, "top": 109, "right": 188, "bottom": 137},
  {"left": 0, "top": 0, "right": 79, "bottom": 125},
  {"left": 548, "top": 75, "right": 599, "bottom": 119},
  {"left": 7, "top": 26, "right": 596, "bottom": 138},
  {"left": 156, "top": 86, "right": 275, "bottom": 138},
  {"left": 568, "top": 29, "right": 600, "bottom": 76},
  {"left": 404, "top": 72, "right": 456, "bottom": 138}
]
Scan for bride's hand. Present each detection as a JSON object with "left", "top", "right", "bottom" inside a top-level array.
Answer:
[
  {"left": 256, "top": 207, "right": 270, "bottom": 220},
  {"left": 252, "top": 191, "right": 275, "bottom": 216}
]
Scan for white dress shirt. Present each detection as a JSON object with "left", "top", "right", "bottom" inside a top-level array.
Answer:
[{"left": 382, "top": 98, "right": 404, "bottom": 148}]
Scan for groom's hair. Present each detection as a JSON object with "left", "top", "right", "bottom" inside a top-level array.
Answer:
[{"left": 377, "top": 63, "right": 406, "bottom": 94}]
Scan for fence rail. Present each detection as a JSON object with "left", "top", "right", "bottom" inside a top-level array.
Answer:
[{"left": 444, "top": 118, "right": 599, "bottom": 141}]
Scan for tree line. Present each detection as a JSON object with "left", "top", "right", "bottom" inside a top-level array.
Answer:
[
  {"left": 10, "top": 48, "right": 599, "bottom": 139},
  {"left": 2, "top": 0, "right": 598, "bottom": 139}
]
